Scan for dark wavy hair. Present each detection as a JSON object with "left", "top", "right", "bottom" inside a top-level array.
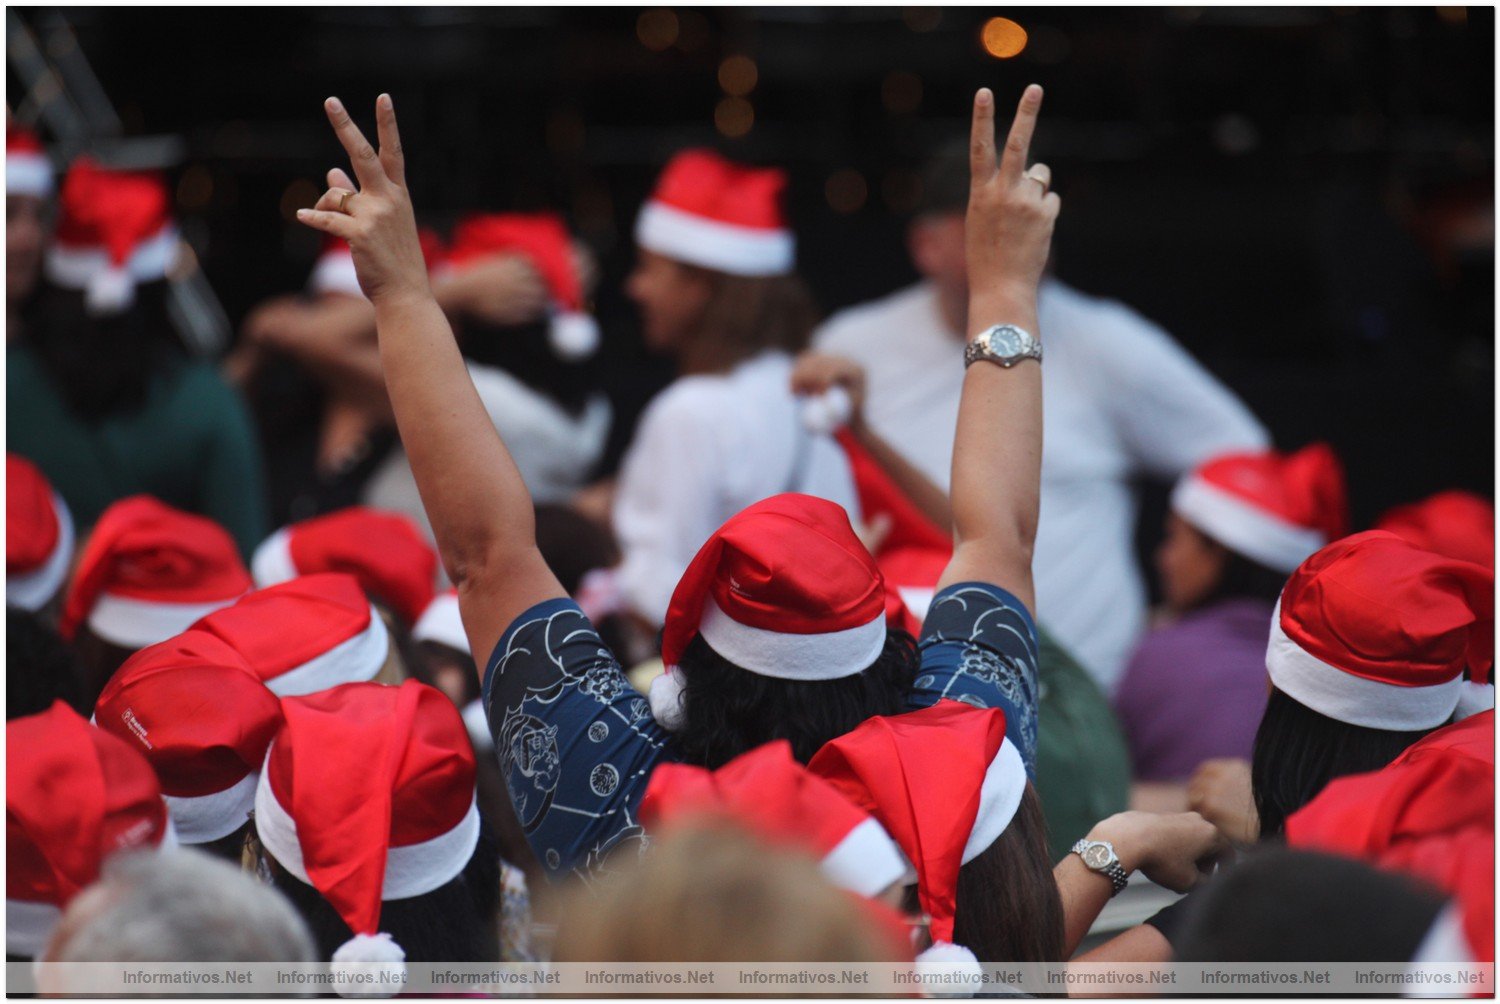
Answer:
[
  {"left": 1198, "top": 551, "right": 1290, "bottom": 609},
  {"left": 24, "top": 278, "right": 183, "bottom": 423},
  {"left": 458, "top": 316, "right": 597, "bottom": 416},
  {"left": 1251, "top": 688, "right": 1432, "bottom": 840},
  {"left": 953, "top": 783, "right": 1066, "bottom": 964},
  {"left": 672, "top": 628, "right": 919, "bottom": 768},
  {"left": 7, "top": 606, "right": 86, "bottom": 719}
]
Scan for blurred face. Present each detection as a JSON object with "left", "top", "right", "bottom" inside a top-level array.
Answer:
[
  {"left": 907, "top": 213, "right": 968, "bottom": 301},
  {"left": 7, "top": 194, "right": 46, "bottom": 306},
  {"left": 1156, "top": 513, "right": 1231, "bottom": 613},
  {"left": 626, "top": 249, "right": 713, "bottom": 354}
]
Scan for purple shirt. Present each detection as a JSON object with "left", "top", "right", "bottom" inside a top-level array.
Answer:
[{"left": 1112, "top": 598, "right": 1275, "bottom": 781}]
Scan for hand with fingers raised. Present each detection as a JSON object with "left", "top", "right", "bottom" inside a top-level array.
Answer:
[
  {"left": 298, "top": 94, "right": 430, "bottom": 308},
  {"left": 965, "top": 84, "right": 1060, "bottom": 317}
]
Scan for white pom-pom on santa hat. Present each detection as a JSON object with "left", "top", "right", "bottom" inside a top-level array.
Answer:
[
  {"left": 799, "top": 385, "right": 853, "bottom": 436},
  {"left": 915, "top": 940, "right": 984, "bottom": 997},
  {"left": 332, "top": 932, "right": 406, "bottom": 999},
  {"left": 85, "top": 267, "right": 136, "bottom": 317},
  {"left": 648, "top": 668, "right": 688, "bottom": 730},
  {"left": 549, "top": 310, "right": 600, "bottom": 361}
]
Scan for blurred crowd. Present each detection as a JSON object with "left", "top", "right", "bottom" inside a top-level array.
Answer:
[{"left": 4, "top": 71, "right": 1493, "bottom": 996}]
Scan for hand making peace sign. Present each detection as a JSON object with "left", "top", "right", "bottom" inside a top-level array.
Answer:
[{"left": 297, "top": 94, "right": 431, "bottom": 307}]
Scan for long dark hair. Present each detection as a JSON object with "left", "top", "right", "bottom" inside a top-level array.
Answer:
[
  {"left": 458, "top": 316, "right": 596, "bottom": 415},
  {"left": 265, "top": 824, "right": 501, "bottom": 963},
  {"left": 672, "top": 629, "right": 919, "bottom": 768},
  {"left": 1199, "top": 551, "right": 1289, "bottom": 609},
  {"left": 953, "top": 784, "right": 1065, "bottom": 964},
  {"left": 1251, "top": 688, "right": 1432, "bottom": 839},
  {"left": 678, "top": 270, "right": 820, "bottom": 374},
  {"left": 24, "top": 278, "right": 183, "bottom": 422}
]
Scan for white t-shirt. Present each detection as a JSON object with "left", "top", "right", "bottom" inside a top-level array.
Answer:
[
  {"left": 612, "top": 350, "right": 860, "bottom": 626},
  {"left": 815, "top": 279, "right": 1268, "bottom": 690}
]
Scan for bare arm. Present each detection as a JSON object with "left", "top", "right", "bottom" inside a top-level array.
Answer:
[
  {"left": 297, "top": 94, "right": 563, "bottom": 668},
  {"left": 935, "top": 86, "right": 1059, "bottom": 613}
]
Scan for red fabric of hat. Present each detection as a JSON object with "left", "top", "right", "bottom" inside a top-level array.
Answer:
[
  {"left": 253, "top": 681, "right": 479, "bottom": 970},
  {"left": 1286, "top": 711, "right": 1495, "bottom": 961},
  {"left": 1171, "top": 443, "right": 1347, "bottom": 573},
  {"left": 659, "top": 493, "right": 886, "bottom": 678},
  {"left": 7, "top": 701, "right": 170, "bottom": 956},
  {"left": 1377, "top": 491, "right": 1495, "bottom": 570},
  {"left": 191, "top": 574, "right": 389, "bottom": 696},
  {"left": 95, "top": 631, "right": 283, "bottom": 843},
  {"left": 7, "top": 123, "right": 52, "bottom": 198},
  {"left": 60, "top": 496, "right": 250, "bottom": 648},
  {"left": 251, "top": 507, "right": 437, "bottom": 626},
  {"left": 7, "top": 454, "right": 74, "bottom": 612},
  {"left": 635, "top": 149, "right": 794, "bottom": 276},
  {"left": 1268, "top": 531, "right": 1494, "bottom": 730},
  {"left": 640, "top": 740, "right": 911, "bottom": 898},
  {"left": 45, "top": 157, "right": 176, "bottom": 315},
  {"left": 808, "top": 701, "right": 1027, "bottom": 964}
]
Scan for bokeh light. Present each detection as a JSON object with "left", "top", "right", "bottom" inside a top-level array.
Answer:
[
  {"left": 981, "top": 17, "right": 1028, "bottom": 59},
  {"left": 714, "top": 96, "right": 754, "bottom": 138},
  {"left": 881, "top": 70, "right": 923, "bottom": 115},
  {"left": 718, "top": 55, "right": 758, "bottom": 96},
  {"left": 825, "top": 169, "right": 868, "bottom": 214},
  {"left": 637, "top": 8, "right": 679, "bottom": 52}
]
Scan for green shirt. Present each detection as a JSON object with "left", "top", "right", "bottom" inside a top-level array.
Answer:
[
  {"left": 7, "top": 343, "right": 269, "bottom": 557},
  {"left": 1035, "top": 626, "right": 1132, "bottom": 862}
]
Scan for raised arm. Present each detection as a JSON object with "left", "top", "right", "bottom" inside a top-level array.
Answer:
[
  {"left": 296, "top": 95, "right": 563, "bottom": 666},
  {"left": 935, "top": 85, "right": 1059, "bottom": 615}
]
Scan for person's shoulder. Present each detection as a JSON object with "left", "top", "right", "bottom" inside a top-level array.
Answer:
[
  {"left": 815, "top": 283, "right": 933, "bottom": 351},
  {"left": 1043, "top": 279, "right": 1174, "bottom": 347},
  {"left": 633, "top": 373, "right": 733, "bottom": 440}
]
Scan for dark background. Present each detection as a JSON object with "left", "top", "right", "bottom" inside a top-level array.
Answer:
[{"left": 19, "top": 7, "right": 1494, "bottom": 541}]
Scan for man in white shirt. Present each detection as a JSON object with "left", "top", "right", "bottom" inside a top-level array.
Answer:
[{"left": 815, "top": 151, "right": 1267, "bottom": 691}]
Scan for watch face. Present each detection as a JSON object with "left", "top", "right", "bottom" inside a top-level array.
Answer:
[
  {"left": 1083, "top": 844, "right": 1112, "bottom": 869},
  {"left": 987, "top": 326, "right": 1025, "bottom": 359}
]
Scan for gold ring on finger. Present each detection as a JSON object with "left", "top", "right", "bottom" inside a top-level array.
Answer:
[
  {"left": 1025, "top": 173, "right": 1049, "bottom": 194},
  {"left": 339, "top": 191, "right": 353, "bottom": 214}
]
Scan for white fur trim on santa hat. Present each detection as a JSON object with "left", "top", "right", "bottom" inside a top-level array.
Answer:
[
  {"left": 648, "top": 669, "right": 688, "bottom": 730},
  {"left": 915, "top": 940, "right": 984, "bottom": 996},
  {"left": 963, "top": 737, "right": 1027, "bottom": 864},
  {"left": 163, "top": 770, "right": 260, "bottom": 845},
  {"left": 548, "top": 310, "right": 600, "bottom": 361},
  {"left": 821, "top": 816, "right": 914, "bottom": 898},
  {"left": 1267, "top": 599, "right": 1463, "bottom": 731},
  {"left": 1172, "top": 474, "right": 1326, "bottom": 574},
  {"left": 7, "top": 491, "right": 74, "bottom": 612},
  {"left": 254, "top": 771, "right": 481, "bottom": 901},
  {"left": 310, "top": 250, "right": 364, "bottom": 299},
  {"left": 635, "top": 200, "right": 794, "bottom": 277},
  {"left": 412, "top": 594, "right": 467, "bottom": 655},
  {"left": 45, "top": 225, "right": 179, "bottom": 296},
  {"left": 87, "top": 591, "right": 242, "bottom": 650},
  {"left": 698, "top": 595, "right": 886, "bottom": 682},
  {"left": 6, "top": 899, "right": 62, "bottom": 958},
  {"left": 7, "top": 153, "right": 53, "bottom": 199},
  {"left": 1454, "top": 681, "right": 1494, "bottom": 722},
  {"left": 264, "top": 607, "right": 389, "bottom": 697},
  {"left": 250, "top": 528, "right": 299, "bottom": 587},
  {"left": 332, "top": 932, "right": 407, "bottom": 999}
]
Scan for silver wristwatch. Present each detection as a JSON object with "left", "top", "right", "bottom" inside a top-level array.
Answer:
[
  {"left": 1072, "top": 838, "right": 1129, "bottom": 897},
  {"left": 964, "top": 324, "right": 1042, "bottom": 369}
]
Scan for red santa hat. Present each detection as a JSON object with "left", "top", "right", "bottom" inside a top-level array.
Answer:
[
  {"left": 7, "top": 123, "right": 52, "bottom": 199},
  {"left": 640, "top": 740, "right": 913, "bottom": 899},
  {"left": 650, "top": 493, "right": 887, "bottom": 730},
  {"left": 448, "top": 212, "right": 600, "bottom": 360},
  {"left": 190, "top": 573, "right": 389, "bottom": 696},
  {"left": 44, "top": 157, "right": 178, "bottom": 317},
  {"left": 59, "top": 496, "right": 251, "bottom": 648},
  {"left": 635, "top": 149, "right": 795, "bottom": 277},
  {"left": 308, "top": 228, "right": 447, "bottom": 300},
  {"left": 94, "top": 631, "right": 284, "bottom": 844},
  {"left": 254, "top": 681, "right": 480, "bottom": 986},
  {"left": 1286, "top": 710, "right": 1494, "bottom": 962},
  {"left": 7, "top": 701, "right": 173, "bottom": 957},
  {"left": 808, "top": 701, "right": 1029, "bottom": 976},
  {"left": 6, "top": 454, "right": 75, "bottom": 612},
  {"left": 1377, "top": 490, "right": 1495, "bottom": 570},
  {"left": 252, "top": 507, "right": 437, "bottom": 627},
  {"left": 1171, "top": 443, "right": 1348, "bottom": 574},
  {"left": 1268, "top": 531, "right": 1494, "bottom": 730}
]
